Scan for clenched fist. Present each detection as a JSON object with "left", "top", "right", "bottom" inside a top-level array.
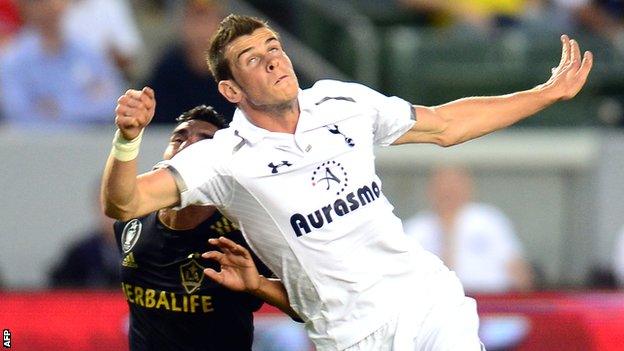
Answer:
[{"left": 115, "top": 87, "right": 156, "bottom": 140}]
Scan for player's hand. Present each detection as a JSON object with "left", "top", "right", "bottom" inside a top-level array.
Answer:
[
  {"left": 540, "top": 35, "right": 593, "bottom": 101},
  {"left": 114, "top": 87, "right": 156, "bottom": 140},
  {"left": 202, "top": 236, "right": 261, "bottom": 293}
]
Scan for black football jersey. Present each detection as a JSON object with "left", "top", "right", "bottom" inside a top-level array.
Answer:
[{"left": 114, "top": 211, "right": 271, "bottom": 351}]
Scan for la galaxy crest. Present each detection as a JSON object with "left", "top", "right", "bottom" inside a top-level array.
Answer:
[
  {"left": 180, "top": 259, "right": 205, "bottom": 294},
  {"left": 121, "top": 219, "right": 142, "bottom": 253}
]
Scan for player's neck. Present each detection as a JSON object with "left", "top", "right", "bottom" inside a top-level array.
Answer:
[
  {"left": 242, "top": 99, "right": 300, "bottom": 134},
  {"left": 157, "top": 206, "right": 217, "bottom": 231}
]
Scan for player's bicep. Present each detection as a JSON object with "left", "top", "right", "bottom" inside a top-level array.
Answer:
[
  {"left": 392, "top": 105, "right": 449, "bottom": 145},
  {"left": 135, "top": 168, "right": 181, "bottom": 214}
]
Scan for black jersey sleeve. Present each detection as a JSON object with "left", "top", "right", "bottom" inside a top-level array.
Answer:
[{"left": 113, "top": 220, "right": 125, "bottom": 253}]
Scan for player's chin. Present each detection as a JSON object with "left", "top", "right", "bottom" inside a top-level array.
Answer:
[{"left": 278, "top": 85, "right": 298, "bottom": 101}]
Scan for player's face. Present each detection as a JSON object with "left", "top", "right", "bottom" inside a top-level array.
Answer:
[
  {"left": 223, "top": 27, "right": 299, "bottom": 108},
  {"left": 163, "top": 120, "right": 219, "bottom": 160}
]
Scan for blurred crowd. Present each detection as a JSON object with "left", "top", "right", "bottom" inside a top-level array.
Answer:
[
  {"left": 1, "top": 0, "right": 623, "bottom": 128},
  {"left": 0, "top": 0, "right": 233, "bottom": 129},
  {"left": 396, "top": 0, "right": 624, "bottom": 44}
]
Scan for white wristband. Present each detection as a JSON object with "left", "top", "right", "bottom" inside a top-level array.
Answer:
[{"left": 111, "top": 129, "right": 144, "bottom": 162}]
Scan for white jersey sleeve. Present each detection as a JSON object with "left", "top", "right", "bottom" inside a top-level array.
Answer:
[
  {"left": 339, "top": 82, "right": 415, "bottom": 146},
  {"left": 155, "top": 137, "right": 233, "bottom": 209}
]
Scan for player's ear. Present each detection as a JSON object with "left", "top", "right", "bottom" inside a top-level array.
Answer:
[{"left": 218, "top": 80, "right": 242, "bottom": 104}]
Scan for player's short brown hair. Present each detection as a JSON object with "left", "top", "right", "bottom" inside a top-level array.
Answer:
[{"left": 206, "top": 14, "right": 276, "bottom": 82}]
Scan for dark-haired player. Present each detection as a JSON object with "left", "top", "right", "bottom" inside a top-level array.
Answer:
[{"left": 114, "top": 105, "right": 297, "bottom": 351}]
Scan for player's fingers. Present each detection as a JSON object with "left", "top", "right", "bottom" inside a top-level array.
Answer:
[
  {"left": 201, "top": 251, "right": 225, "bottom": 264},
  {"left": 558, "top": 35, "right": 570, "bottom": 68},
  {"left": 139, "top": 90, "right": 156, "bottom": 111},
  {"left": 115, "top": 104, "right": 129, "bottom": 116},
  {"left": 123, "top": 89, "right": 140, "bottom": 102},
  {"left": 209, "top": 237, "right": 250, "bottom": 259},
  {"left": 210, "top": 236, "right": 237, "bottom": 250},
  {"left": 117, "top": 106, "right": 143, "bottom": 119},
  {"left": 115, "top": 105, "right": 138, "bottom": 119},
  {"left": 123, "top": 89, "right": 137, "bottom": 97},
  {"left": 231, "top": 245, "right": 249, "bottom": 256},
  {"left": 229, "top": 243, "right": 249, "bottom": 256},
  {"left": 217, "top": 237, "right": 250, "bottom": 257},
  {"left": 118, "top": 95, "right": 142, "bottom": 109},
  {"left": 116, "top": 117, "right": 140, "bottom": 129},
  {"left": 218, "top": 236, "right": 237, "bottom": 245},
  {"left": 127, "top": 89, "right": 143, "bottom": 99},
  {"left": 203, "top": 268, "right": 223, "bottom": 284},
  {"left": 117, "top": 94, "right": 129, "bottom": 104},
  {"left": 142, "top": 86, "right": 155, "bottom": 100},
  {"left": 575, "top": 51, "right": 593, "bottom": 84},
  {"left": 557, "top": 36, "right": 566, "bottom": 67},
  {"left": 569, "top": 39, "right": 581, "bottom": 70}
]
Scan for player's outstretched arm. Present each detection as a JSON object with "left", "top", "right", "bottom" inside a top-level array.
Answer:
[
  {"left": 203, "top": 237, "right": 302, "bottom": 321},
  {"left": 393, "top": 35, "right": 593, "bottom": 146},
  {"left": 101, "top": 87, "right": 180, "bottom": 221}
]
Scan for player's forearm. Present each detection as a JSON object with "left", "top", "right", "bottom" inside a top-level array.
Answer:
[
  {"left": 101, "top": 127, "right": 149, "bottom": 220},
  {"left": 101, "top": 153, "right": 141, "bottom": 221},
  {"left": 431, "top": 85, "right": 557, "bottom": 146},
  {"left": 251, "top": 277, "right": 302, "bottom": 321}
]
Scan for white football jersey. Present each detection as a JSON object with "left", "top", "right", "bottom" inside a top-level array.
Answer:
[{"left": 158, "top": 80, "right": 448, "bottom": 350}]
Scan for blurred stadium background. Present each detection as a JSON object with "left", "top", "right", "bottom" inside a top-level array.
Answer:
[{"left": 2, "top": 0, "right": 624, "bottom": 350}]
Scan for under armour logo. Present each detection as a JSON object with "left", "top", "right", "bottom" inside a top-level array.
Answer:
[
  {"left": 268, "top": 161, "right": 292, "bottom": 174},
  {"left": 327, "top": 125, "right": 355, "bottom": 147}
]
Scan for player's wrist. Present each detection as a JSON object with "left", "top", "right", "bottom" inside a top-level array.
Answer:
[
  {"left": 246, "top": 275, "right": 265, "bottom": 295},
  {"left": 532, "top": 82, "right": 561, "bottom": 106},
  {"left": 111, "top": 129, "right": 144, "bottom": 161}
]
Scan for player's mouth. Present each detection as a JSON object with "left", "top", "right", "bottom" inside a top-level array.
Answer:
[{"left": 275, "top": 75, "right": 289, "bottom": 85}]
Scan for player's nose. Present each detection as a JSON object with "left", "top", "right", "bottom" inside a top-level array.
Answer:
[{"left": 267, "top": 57, "right": 279, "bottom": 72}]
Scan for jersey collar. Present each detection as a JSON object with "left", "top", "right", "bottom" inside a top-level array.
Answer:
[
  {"left": 230, "top": 108, "right": 270, "bottom": 145},
  {"left": 230, "top": 89, "right": 316, "bottom": 145}
]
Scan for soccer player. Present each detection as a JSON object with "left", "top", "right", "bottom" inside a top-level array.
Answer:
[
  {"left": 112, "top": 105, "right": 298, "bottom": 351},
  {"left": 102, "top": 15, "right": 592, "bottom": 350}
]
